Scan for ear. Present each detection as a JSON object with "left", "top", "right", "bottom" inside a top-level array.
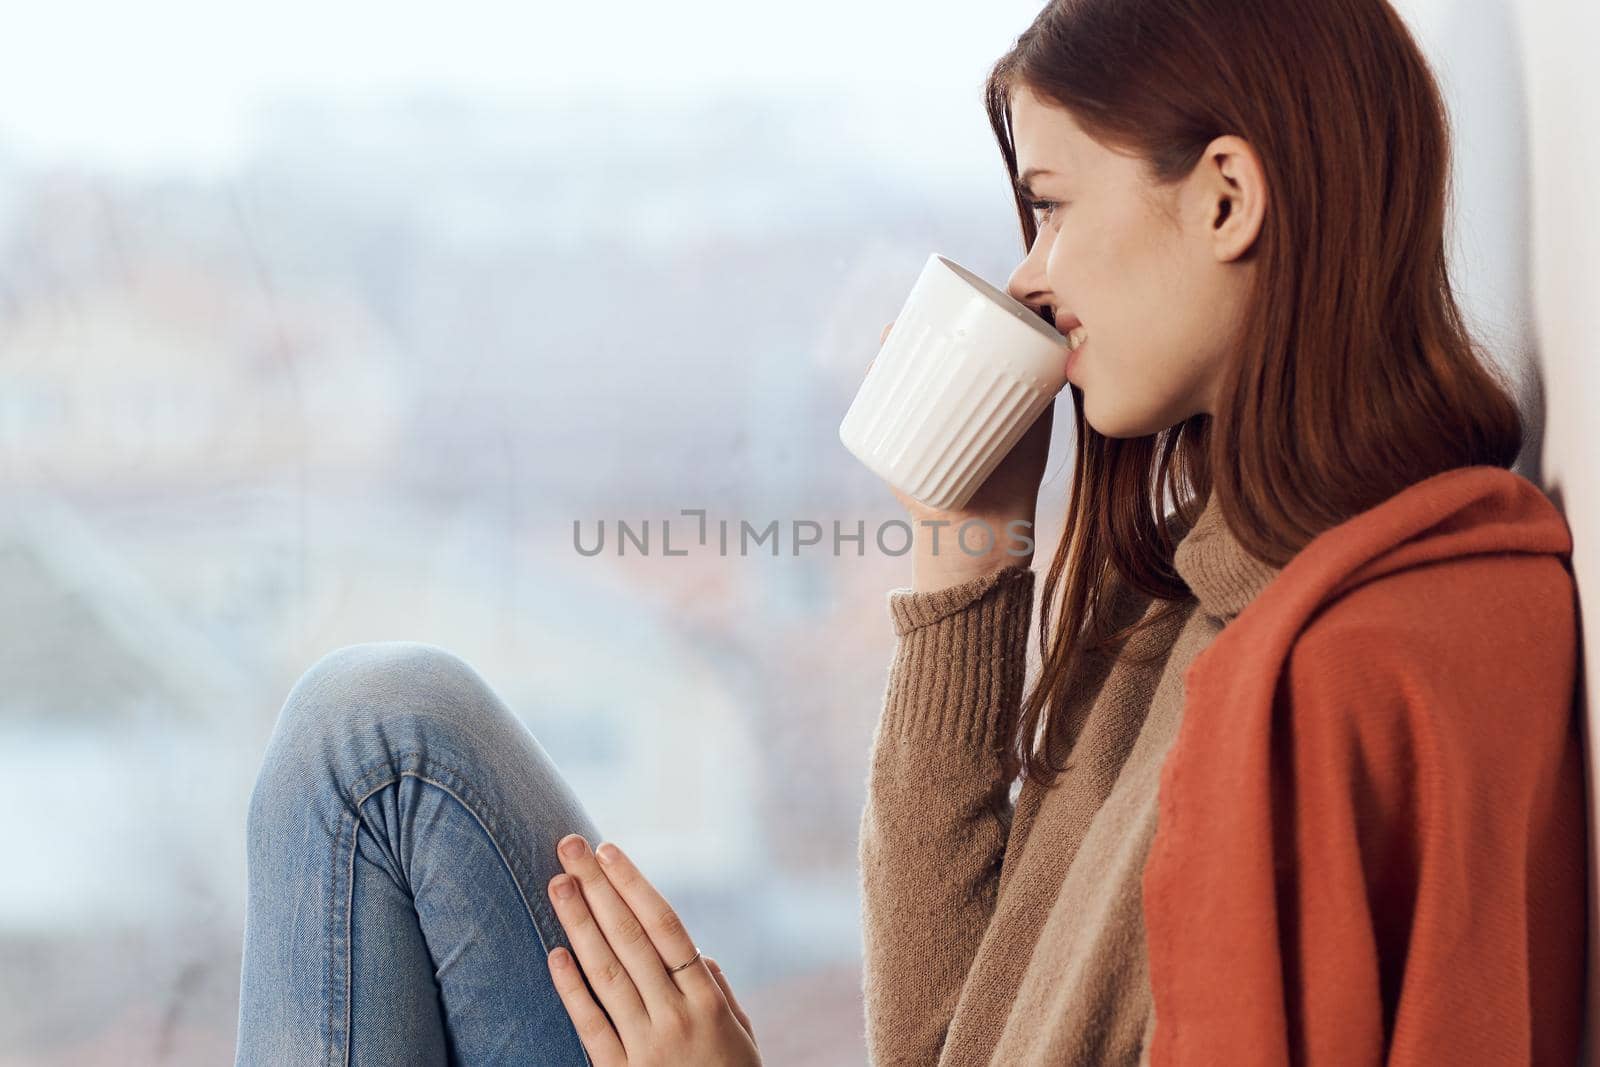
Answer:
[{"left": 1195, "top": 134, "right": 1267, "bottom": 263}]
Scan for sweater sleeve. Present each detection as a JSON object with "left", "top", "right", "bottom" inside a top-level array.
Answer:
[{"left": 857, "top": 561, "right": 1036, "bottom": 1067}]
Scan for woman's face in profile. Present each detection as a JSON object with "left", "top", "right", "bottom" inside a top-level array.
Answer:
[{"left": 1003, "top": 85, "right": 1264, "bottom": 438}]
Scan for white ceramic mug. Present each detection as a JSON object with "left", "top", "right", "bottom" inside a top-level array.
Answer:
[{"left": 839, "top": 253, "right": 1073, "bottom": 511}]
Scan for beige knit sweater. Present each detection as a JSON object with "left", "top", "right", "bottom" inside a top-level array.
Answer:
[{"left": 858, "top": 488, "right": 1285, "bottom": 1066}]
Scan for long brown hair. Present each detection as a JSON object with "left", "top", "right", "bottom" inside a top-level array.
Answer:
[{"left": 984, "top": 0, "right": 1525, "bottom": 788}]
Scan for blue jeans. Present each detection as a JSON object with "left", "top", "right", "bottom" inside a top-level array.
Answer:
[{"left": 235, "top": 641, "right": 602, "bottom": 1066}]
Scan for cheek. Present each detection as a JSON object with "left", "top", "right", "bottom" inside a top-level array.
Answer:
[
  {"left": 1087, "top": 228, "right": 1186, "bottom": 351},
  {"left": 1049, "top": 219, "right": 1133, "bottom": 325}
]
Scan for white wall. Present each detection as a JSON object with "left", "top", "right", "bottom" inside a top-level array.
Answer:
[
  {"left": 1513, "top": 3, "right": 1600, "bottom": 1058},
  {"left": 1399, "top": 0, "right": 1600, "bottom": 1061}
]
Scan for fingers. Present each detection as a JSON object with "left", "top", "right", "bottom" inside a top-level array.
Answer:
[
  {"left": 705, "top": 957, "right": 756, "bottom": 1044},
  {"left": 586, "top": 841, "right": 724, "bottom": 1013},
  {"left": 546, "top": 946, "right": 628, "bottom": 1067},
  {"left": 553, "top": 831, "right": 697, "bottom": 1017},
  {"left": 548, "top": 838, "right": 652, "bottom": 1033}
]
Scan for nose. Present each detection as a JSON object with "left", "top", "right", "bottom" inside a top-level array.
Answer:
[{"left": 1005, "top": 247, "right": 1056, "bottom": 327}]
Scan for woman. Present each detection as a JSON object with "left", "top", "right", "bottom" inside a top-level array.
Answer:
[
  {"left": 236, "top": 1, "right": 1587, "bottom": 1065},
  {"left": 861, "top": 1, "right": 1584, "bottom": 1065}
]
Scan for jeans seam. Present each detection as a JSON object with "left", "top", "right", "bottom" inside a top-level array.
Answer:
[
  {"left": 341, "top": 749, "right": 593, "bottom": 1067},
  {"left": 330, "top": 803, "right": 357, "bottom": 1067}
]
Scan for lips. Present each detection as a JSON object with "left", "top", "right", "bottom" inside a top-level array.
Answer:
[
  {"left": 1065, "top": 331, "right": 1088, "bottom": 376},
  {"left": 1049, "top": 311, "right": 1086, "bottom": 351}
]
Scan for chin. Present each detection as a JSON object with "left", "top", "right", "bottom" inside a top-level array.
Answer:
[
  {"left": 1083, "top": 401, "right": 1154, "bottom": 439},
  {"left": 1087, "top": 419, "right": 1152, "bottom": 440},
  {"left": 1084, "top": 390, "right": 1199, "bottom": 439}
]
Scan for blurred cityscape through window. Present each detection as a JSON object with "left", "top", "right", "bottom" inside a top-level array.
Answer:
[{"left": 0, "top": 4, "right": 1056, "bottom": 1063}]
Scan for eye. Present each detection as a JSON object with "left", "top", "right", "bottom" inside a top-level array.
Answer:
[{"left": 1027, "top": 198, "right": 1063, "bottom": 226}]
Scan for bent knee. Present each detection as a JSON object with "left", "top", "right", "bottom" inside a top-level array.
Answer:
[{"left": 252, "top": 641, "right": 530, "bottom": 810}]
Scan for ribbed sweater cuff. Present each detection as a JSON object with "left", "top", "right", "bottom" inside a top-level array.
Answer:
[
  {"left": 880, "top": 563, "right": 1035, "bottom": 751},
  {"left": 886, "top": 561, "right": 1036, "bottom": 636}
]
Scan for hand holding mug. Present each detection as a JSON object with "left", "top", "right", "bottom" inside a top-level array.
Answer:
[
  {"left": 840, "top": 253, "right": 1072, "bottom": 592},
  {"left": 866, "top": 319, "right": 1053, "bottom": 590}
]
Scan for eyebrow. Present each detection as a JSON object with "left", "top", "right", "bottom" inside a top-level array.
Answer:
[{"left": 1014, "top": 167, "right": 1058, "bottom": 196}]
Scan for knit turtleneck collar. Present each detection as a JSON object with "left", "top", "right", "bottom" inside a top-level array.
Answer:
[{"left": 1172, "top": 488, "right": 1285, "bottom": 622}]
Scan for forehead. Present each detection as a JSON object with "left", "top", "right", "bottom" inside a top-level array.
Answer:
[{"left": 1008, "top": 86, "right": 1088, "bottom": 169}]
